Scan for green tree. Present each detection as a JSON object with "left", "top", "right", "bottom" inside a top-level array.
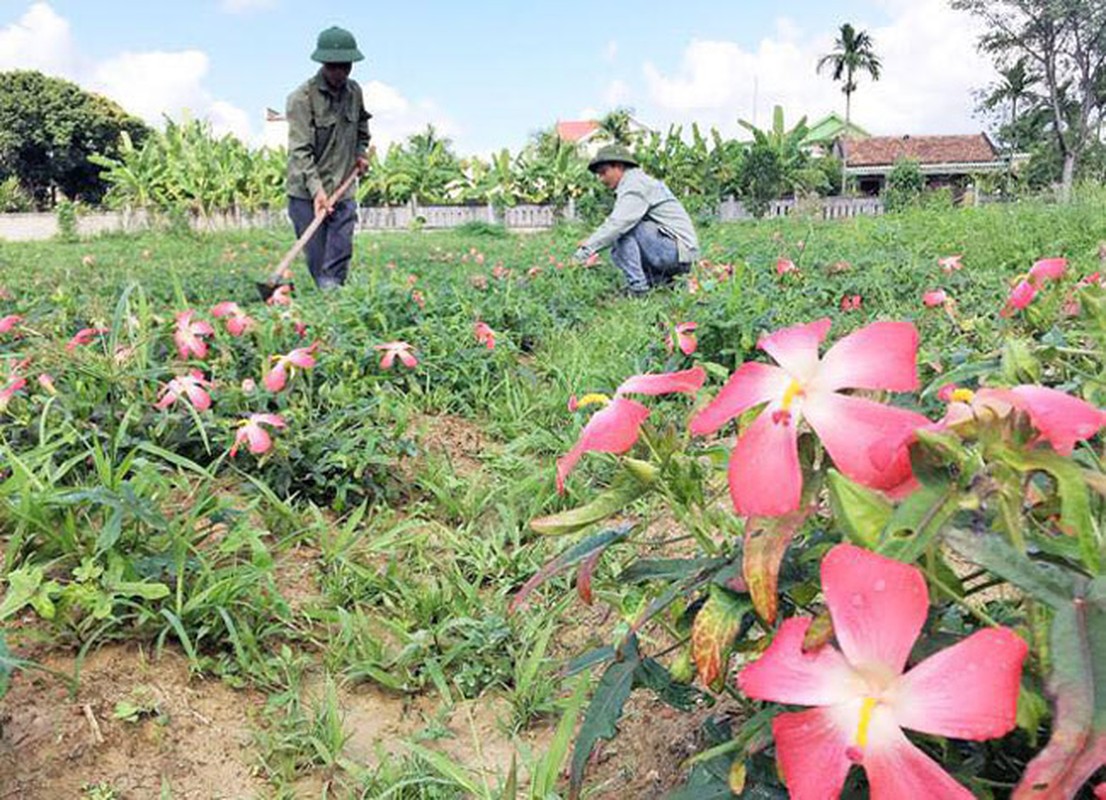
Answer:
[
  {"left": 984, "top": 57, "right": 1038, "bottom": 137},
  {"left": 0, "top": 70, "right": 149, "bottom": 208},
  {"left": 816, "top": 23, "right": 882, "bottom": 190},
  {"left": 953, "top": 0, "right": 1106, "bottom": 201},
  {"left": 594, "top": 108, "right": 639, "bottom": 146}
]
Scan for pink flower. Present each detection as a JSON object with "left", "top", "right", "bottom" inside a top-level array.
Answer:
[
  {"left": 1001, "top": 280, "right": 1037, "bottom": 317},
  {"left": 267, "top": 285, "right": 293, "bottom": 306},
  {"left": 689, "top": 319, "right": 928, "bottom": 517},
  {"left": 687, "top": 275, "right": 701, "bottom": 295},
  {"left": 938, "top": 254, "right": 963, "bottom": 274},
  {"left": 405, "top": 274, "right": 419, "bottom": 287},
  {"left": 556, "top": 367, "right": 706, "bottom": 493},
  {"left": 155, "top": 370, "right": 213, "bottom": 412},
  {"left": 37, "top": 373, "right": 56, "bottom": 395},
  {"left": 738, "top": 543, "right": 1027, "bottom": 800},
  {"left": 174, "top": 311, "right": 214, "bottom": 360},
  {"left": 666, "top": 322, "right": 698, "bottom": 356},
  {"left": 1028, "top": 256, "right": 1066, "bottom": 286},
  {"left": 492, "top": 264, "right": 511, "bottom": 280},
  {"left": 922, "top": 290, "right": 948, "bottom": 308},
  {"left": 938, "top": 386, "right": 1105, "bottom": 456},
  {"left": 936, "top": 383, "right": 958, "bottom": 402},
  {"left": 776, "top": 258, "right": 799, "bottom": 276},
  {"left": 1078, "top": 271, "right": 1105, "bottom": 288},
  {"left": 211, "top": 301, "right": 255, "bottom": 337},
  {"left": 567, "top": 394, "right": 579, "bottom": 412},
  {"left": 411, "top": 289, "right": 426, "bottom": 309},
  {"left": 0, "top": 376, "right": 27, "bottom": 409},
  {"left": 65, "top": 327, "right": 109, "bottom": 352},
  {"left": 0, "top": 314, "right": 22, "bottom": 335},
  {"left": 840, "top": 295, "right": 862, "bottom": 312},
  {"left": 474, "top": 321, "right": 496, "bottom": 350},
  {"left": 241, "top": 378, "right": 257, "bottom": 393},
  {"left": 527, "top": 266, "right": 542, "bottom": 280},
  {"left": 0, "top": 287, "right": 11, "bottom": 300},
  {"left": 471, "top": 274, "right": 488, "bottom": 290},
  {"left": 474, "top": 252, "right": 485, "bottom": 265},
  {"left": 374, "top": 341, "right": 418, "bottom": 369},
  {"left": 293, "top": 320, "right": 308, "bottom": 339},
  {"left": 230, "top": 413, "right": 287, "bottom": 456},
  {"left": 264, "top": 343, "right": 319, "bottom": 393}
]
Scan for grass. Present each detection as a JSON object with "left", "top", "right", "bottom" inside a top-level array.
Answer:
[{"left": 3, "top": 190, "right": 1106, "bottom": 795}]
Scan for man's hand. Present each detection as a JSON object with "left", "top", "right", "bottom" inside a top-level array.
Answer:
[
  {"left": 572, "top": 246, "right": 590, "bottom": 264},
  {"left": 313, "top": 189, "right": 332, "bottom": 218}
]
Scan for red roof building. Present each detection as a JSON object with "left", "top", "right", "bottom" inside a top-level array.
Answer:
[
  {"left": 555, "top": 120, "right": 601, "bottom": 143},
  {"left": 837, "top": 134, "right": 1009, "bottom": 195}
]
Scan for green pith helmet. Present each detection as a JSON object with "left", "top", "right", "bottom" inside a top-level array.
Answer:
[
  {"left": 588, "top": 144, "right": 639, "bottom": 173},
  {"left": 311, "top": 26, "right": 365, "bottom": 63}
]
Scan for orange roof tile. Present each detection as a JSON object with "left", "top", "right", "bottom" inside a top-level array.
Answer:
[
  {"left": 556, "top": 120, "right": 600, "bottom": 142},
  {"left": 844, "top": 134, "right": 998, "bottom": 166}
]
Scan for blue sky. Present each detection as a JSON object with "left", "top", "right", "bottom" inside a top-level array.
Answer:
[{"left": 1, "top": 0, "right": 998, "bottom": 156}]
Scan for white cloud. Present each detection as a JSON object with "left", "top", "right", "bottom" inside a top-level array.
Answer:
[
  {"left": 641, "top": 0, "right": 994, "bottom": 138},
  {"left": 0, "top": 2, "right": 78, "bottom": 74},
  {"left": 362, "top": 79, "right": 460, "bottom": 151},
  {"left": 219, "top": 0, "right": 277, "bottom": 12},
  {"left": 603, "top": 39, "right": 618, "bottom": 63}
]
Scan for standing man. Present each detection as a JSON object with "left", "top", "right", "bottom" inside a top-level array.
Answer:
[
  {"left": 573, "top": 144, "right": 699, "bottom": 296},
  {"left": 286, "top": 26, "right": 371, "bottom": 290}
]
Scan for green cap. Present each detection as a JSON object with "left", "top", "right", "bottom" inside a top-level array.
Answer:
[
  {"left": 311, "top": 26, "right": 365, "bottom": 63},
  {"left": 588, "top": 144, "right": 639, "bottom": 173}
]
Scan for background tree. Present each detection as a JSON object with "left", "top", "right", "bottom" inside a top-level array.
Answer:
[
  {"left": 953, "top": 0, "right": 1106, "bottom": 200},
  {"left": 816, "top": 23, "right": 882, "bottom": 190},
  {"left": 0, "top": 70, "right": 149, "bottom": 209},
  {"left": 594, "top": 108, "right": 639, "bottom": 146},
  {"left": 984, "top": 57, "right": 1038, "bottom": 139}
]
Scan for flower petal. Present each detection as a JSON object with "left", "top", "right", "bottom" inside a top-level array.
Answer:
[
  {"left": 728, "top": 402, "right": 802, "bottom": 517},
  {"left": 757, "top": 318, "right": 831, "bottom": 382},
  {"left": 863, "top": 717, "right": 975, "bottom": 800},
  {"left": 556, "top": 396, "right": 649, "bottom": 493},
  {"left": 772, "top": 708, "right": 854, "bottom": 800},
  {"left": 982, "top": 386, "right": 1105, "bottom": 455},
  {"left": 737, "top": 617, "right": 856, "bottom": 706},
  {"left": 246, "top": 423, "right": 272, "bottom": 454},
  {"left": 816, "top": 321, "right": 920, "bottom": 393},
  {"left": 616, "top": 366, "right": 705, "bottom": 397},
  {"left": 380, "top": 350, "right": 396, "bottom": 369},
  {"left": 821, "top": 544, "right": 928, "bottom": 674},
  {"left": 893, "top": 627, "right": 1027, "bottom": 739},
  {"left": 399, "top": 350, "right": 418, "bottom": 368},
  {"left": 803, "top": 392, "right": 928, "bottom": 492},
  {"left": 689, "top": 362, "right": 790, "bottom": 436}
]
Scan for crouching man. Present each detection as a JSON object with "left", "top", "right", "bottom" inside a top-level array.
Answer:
[{"left": 573, "top": 145, "right": 699, "bottom": 296}]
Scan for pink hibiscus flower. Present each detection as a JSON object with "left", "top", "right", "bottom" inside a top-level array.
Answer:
[
  {"left": 0, "top": 375, "right": 27, "bottom": 410},
  {"left": 1000, "top": 280, "right": 1037, "bottom": 317},
  {"left": 739, "top": 543, "right": 1027, "bottom": 800},
  {"left": 155, "top": 370, "right": 213, "bottom": 412},
  {"left": 689, "top": 319, "right": 929, "bottom": 517},
  {"left": 556, "top": 366, "right": 706, "bottom": 493},
  {"left": 666, "top": 322, "right": 698, "bottom": 356},
  {"left": 230, "top": 413, "right": 287, "bottom": 456},
  {"left": 264, "top": 343, "right": 319, "bottom": 393},
  {"left": 37, "top": 373, "right": 56, "bottom": 395},
  {"left": 374, "top": 341, "right": 418, "bottom": 369},
  {"left": 840, "top": 294, "right": 862, "bottom": 313},
  {"left": 474, "top": 321, "right": 496, "bottom": 350},
  {"left": 1028, "top": 256, "right": 1067, "bottom": 286},
  {"left": 65, "top": 327, "right": 110, "bottom": 352},
  {"left": 211, "top": 301, "right": 255, "bottom": 337},
  {"left": 922, "top": 290, "right": 948, "bottom": 308},
  {"left": 777, "top": 258, "right": 799, "bottom": 276},
  {"left": 174, "top": 311, "right": 215, "bottom": 360},
  {"left": 938, "top": 254, "right": 963, "bottom": 274},
  {"left": 0, "top": 314, "right": 22, "bottom": 335}
]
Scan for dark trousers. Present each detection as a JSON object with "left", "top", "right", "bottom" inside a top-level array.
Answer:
[
  {"left": 610, "top": 220, "right": 689, "bottom": 292},
  {"left": 287, "top": 196, "right": 358, "bottom": 289}
]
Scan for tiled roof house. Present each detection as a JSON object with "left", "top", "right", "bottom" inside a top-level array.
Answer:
[{"left": 837, "top": 133, "right": 1009, "bottom": 194}]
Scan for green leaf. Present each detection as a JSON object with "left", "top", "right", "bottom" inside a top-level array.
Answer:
[
  {"left": 620, "top": 557, "right": 728, "bottom": 584},
  {"left": 0, "top": 631, "right": 12, "bottom": 700},
  {"left": 0, "top": 565, "right": 59, "bottom": 622},
  {"left": 743, "top": 511, "right": 806, "bottom": 624},
  {"left": 509, "top": 524, "right": 633, "bottom": 612},
  {"left": 827, "top": 469, "right": 892, "bottom": 548},
  {"left": 1013, "top": 577, "right": 1106, "bottom": 798},
  {"left": 530, "top": 477, "right": 651, "bottom": 535},
  {"left": 944, "top": 527, "right": 1075, "bottom": 610},
  {"left": 569, "top": 635, "right": 642, "bottom": 800},
  {"left": 633, "top": 657, "right": 712, "bottom": 712},
  {"left": 878, "top": 482, "right": 960, "bottom": 564}
]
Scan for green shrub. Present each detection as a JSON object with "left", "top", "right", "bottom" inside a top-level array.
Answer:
[{"left": 882, "top": 158, "right": 925, "bottom": 212}]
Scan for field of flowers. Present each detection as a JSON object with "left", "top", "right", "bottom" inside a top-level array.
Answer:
[{"left": 1, "top": 193, "right": 1106, "bottom": 799}]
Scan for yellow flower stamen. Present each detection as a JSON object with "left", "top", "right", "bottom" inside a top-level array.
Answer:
[
  {"left": 576, "top": 392, "right": 611, "bottom": 408},
  {"left": 855, "top": 697, "right": 878, "bottom": 748},
  {"left": 781, "top": 380, "right": 803, "bottom": 410},
  {"left": 950, "top": 388, "right": 975, "bottom": 404}
]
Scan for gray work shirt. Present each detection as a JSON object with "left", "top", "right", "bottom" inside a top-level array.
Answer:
[{"left": 582, "top": 168, "right": 700, "bottom": 263}]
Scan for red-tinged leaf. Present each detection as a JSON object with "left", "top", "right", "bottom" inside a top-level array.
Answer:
[
  {"left": 742, "top": 511, "right": 807, "bottom": 625},
  {"left": 530, "top": 476, "right": 651, "bottom": 535},
  {"left": 576, "top": 548, "right": 602, "bottom": 605},
  {"left": 1014, "top": 577, "right": 1106, "bottom": 799},
  {"left": 691, "top": 585, "right": 749, "bottom": 690},
  {"left": 509, "top": 525, "right": 632, "bottom": 613}
]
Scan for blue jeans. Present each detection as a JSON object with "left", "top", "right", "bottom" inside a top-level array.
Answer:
[
  {"left": 609, "top": 220, "right": 688, "bottom": 292},
  {"left": 287, "top": 196, "right": 358, "bottom": 289}
]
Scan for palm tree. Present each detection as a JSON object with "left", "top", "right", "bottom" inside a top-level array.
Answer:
[
  {"left": 595, "top": 108, "right": 637, "bottom": 146},
  {"left": 984, "top": 57, "right": 1037, "bottom": 133},
  {"left": 817, "top": 23, "right": 882, "bottom": 190}
]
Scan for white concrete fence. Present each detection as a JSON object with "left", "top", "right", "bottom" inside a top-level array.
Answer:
[{"left": 0, "top": 196, "right": 885, "bottom": 242}]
